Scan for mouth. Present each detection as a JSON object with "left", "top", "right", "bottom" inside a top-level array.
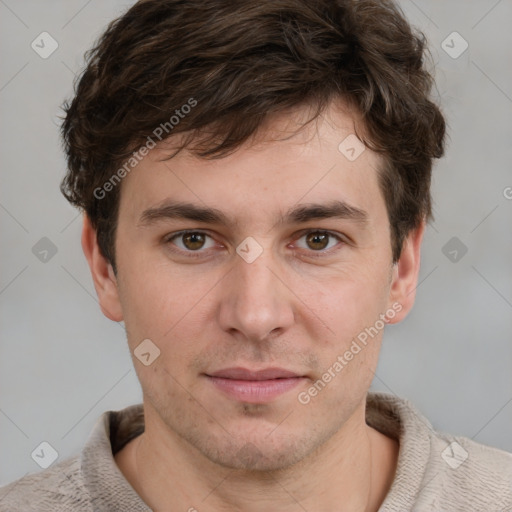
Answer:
[{"left": 204, "top": 367, "right": 307, "bottom": 403}]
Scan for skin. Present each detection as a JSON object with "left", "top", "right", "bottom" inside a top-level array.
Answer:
[{"left": 82, "top": 100, "right": 424, "bottom": 512}]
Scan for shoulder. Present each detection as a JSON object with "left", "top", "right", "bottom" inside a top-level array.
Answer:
[
  {"left": 0, "top": 456, "right": 92, "bottom": 512},
  {"left": 423, "top": 431, "right": 512, "bottom": 511},
  {"left": 367, "top": 392, "right": 512, "bottom": 511}
]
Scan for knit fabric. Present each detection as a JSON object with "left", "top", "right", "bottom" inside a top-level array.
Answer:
[{"left": 1, "top": 392, "right": 511, "bottom": 511}]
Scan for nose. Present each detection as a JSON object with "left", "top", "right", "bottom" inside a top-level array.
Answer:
[{"left": 217, "top": 245, "right": 295, "bottom": 343}]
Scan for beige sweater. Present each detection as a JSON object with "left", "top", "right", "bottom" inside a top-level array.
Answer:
[{"left": 1, "top": 392, "right": 511, "bottom": 511}]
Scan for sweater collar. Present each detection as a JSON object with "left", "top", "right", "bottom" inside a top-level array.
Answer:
[
  {"left": 366, "top": 392, "right": 432, "bottom": 511},
  {"left": 80, "top": 403, "right": 150, "bottom": 511}
]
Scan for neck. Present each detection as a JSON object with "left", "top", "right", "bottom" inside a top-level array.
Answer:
[{"left": 115, "top": 400, "right": 398, "bottom": 512}]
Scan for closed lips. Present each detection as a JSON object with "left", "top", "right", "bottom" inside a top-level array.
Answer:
[{"left": 206, "top": 367, "right": 303, "bottom": 380}]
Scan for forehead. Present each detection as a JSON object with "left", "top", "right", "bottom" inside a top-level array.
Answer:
[{"left": 117, "top": 101, "right": 385, "bottom": 228}]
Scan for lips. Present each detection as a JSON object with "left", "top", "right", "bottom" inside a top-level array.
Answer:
[
  {"left": 205, "top": 367, "right": 306, "bottom": 403},
  {"left": 208, "top": 367, "right": 302, "bottom": 381}
]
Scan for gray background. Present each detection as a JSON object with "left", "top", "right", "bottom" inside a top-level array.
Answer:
[{"left": 1, "top": 0, "right": 511, "bottom": 486}]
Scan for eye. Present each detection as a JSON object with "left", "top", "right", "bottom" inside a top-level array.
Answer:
[
  {"left": 293, "top": 230, "right": 344, "bottom": 255},
  {"left": 165, "top": 230, "right": 217, "bottom": 253}
]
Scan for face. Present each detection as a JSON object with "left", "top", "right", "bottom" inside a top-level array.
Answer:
[{"left": 85, "top": 101, "right": 422, "bottom": 471}]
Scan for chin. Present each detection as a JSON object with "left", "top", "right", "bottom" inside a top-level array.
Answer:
[
  {"left": 208, "top": 443, "right": 302, "bottom": 472},
  {"left": 192, "top": 428, "right": 318, "bottom": 473}
]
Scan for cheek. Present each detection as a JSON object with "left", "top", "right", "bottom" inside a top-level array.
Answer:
[
  {"left": 297, "top": 267, "right": 390, "bottom": 389},
  {"left": 302, "top": 267, "right": 390, "bottom": 335},
  {"left": 299, "top": 279, "right": 386, "bottom": 405},
  {"left": 116, "top": 261, "right": 196, "bottom": 348},
  {"left": 116, "top": 259, "right": 220, "bottom": 382}
]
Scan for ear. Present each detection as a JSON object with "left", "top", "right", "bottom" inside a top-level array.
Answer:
[
  {"left": 81, "top": 214, "right": 123, "bottom": 322},
  {"left": 386, "top": 220, "right": 425, "bottom": 324}
]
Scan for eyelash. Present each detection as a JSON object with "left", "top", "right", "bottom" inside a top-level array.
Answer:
[{"left": 163, "top": 229, "right": 346, "bottom": 259}]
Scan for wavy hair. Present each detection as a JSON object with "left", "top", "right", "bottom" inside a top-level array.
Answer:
[{"left": 60, "top": 0, "right": 446, "bottom": 273}]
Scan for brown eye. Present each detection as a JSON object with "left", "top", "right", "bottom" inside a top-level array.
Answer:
[
  {"left": 166, "top": 231, "right": 216, "bottom": 254},
  {"left": 293, "top": 230, "right": 344, "bottom": 256},
  {"left": 305, "top": 232, "right": 330, "bottom": 250},
  {"left": 181, "top": 232, "right": 206, "bottom": 250}
]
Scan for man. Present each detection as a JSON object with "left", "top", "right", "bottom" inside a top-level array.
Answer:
[{"left": 1, "top": 0, "right": 511, "bottom": 511}]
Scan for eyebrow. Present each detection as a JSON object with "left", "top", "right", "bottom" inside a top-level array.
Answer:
[{"left": 137, "top": 199, "right": 369, "bottom": 229}]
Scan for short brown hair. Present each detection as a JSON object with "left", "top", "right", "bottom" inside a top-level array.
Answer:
[{"left": 60, "top": 0, "right": 446, "bottom": 274}]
